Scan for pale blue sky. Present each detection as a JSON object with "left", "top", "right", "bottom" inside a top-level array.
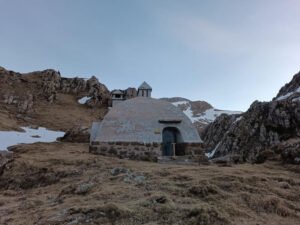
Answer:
[{"left": 0, "top": 0, "right": 299, "bottom": 111}]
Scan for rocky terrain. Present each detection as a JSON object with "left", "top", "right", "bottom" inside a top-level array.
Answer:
[
  {"left": 161, "top": 97, "right": 242, "bottom": 133},
  {"left": 203, "top": 71, "right": 300, "bottom": 164},
  {"left": 0, "top": 67, "right": 300, "bottom": 224},
  {"left": 0, "top": 66, "right": 110, "bottom": 132}
]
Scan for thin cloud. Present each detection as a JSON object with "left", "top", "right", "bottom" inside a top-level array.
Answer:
[
  {"left": 166, "top": 14, "right": 250, "bottom": 55},
  {"left": 159, "top": 8, "right": 300, "bottom": 57}
]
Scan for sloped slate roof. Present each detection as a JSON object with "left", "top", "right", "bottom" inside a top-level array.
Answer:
[
  {"left": 91, "top": 97, "right": 202, "bottom": 143},
  {"left": 138, "top": 81, "right": 152, "bottom": 90}
]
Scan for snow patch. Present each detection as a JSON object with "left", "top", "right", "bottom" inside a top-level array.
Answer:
[
  {"left": 205, "top": 142, "right": 220, "bottom": 159},
  {"left": 233, "top": 116, "right": 243, "bottom": 124},
  {"left": 292, "top": 97, "right": 300, "bottom": 102},
  {"left": 0, "top": 127, "right": 65, "bottom": 151},
  {"left": 172, "top": 101, "right": 242, "bottom": 123},
  {"left": 183, "top": 106, "right": 199, "bottom": 123},
  {"left": 172, "top": 101, "right": 189, "bottom": 107},
  {"left": 276, "top": 86, "right": 300, "bottom": 101},
  {"left": 78, "top": 96, "right": 91, "bottom": 104}
]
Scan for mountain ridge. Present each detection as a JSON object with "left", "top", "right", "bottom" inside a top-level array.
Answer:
[{"left": 203, "top": 70, "right": 300, "bottom": 164}]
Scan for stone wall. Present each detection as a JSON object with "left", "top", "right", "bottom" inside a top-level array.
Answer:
[
  {"left": 89, "top": 142, "right": 205, "bottom": 162},
  {"left": 89, "top": 142, "right": 162, "bottom": 161},
  {"left": 176, "top": 143, "right": 205, "bottom": 156}
]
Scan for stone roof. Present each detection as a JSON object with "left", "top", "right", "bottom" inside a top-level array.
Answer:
[
  {"left": 138, "top": 81, "right": 152, "bottom": 90},
  {"left": 111, "top": 89, "right": 124, "bottom": 94},
  {"left": 91, "top": 97, "right": 202, "bottom": 143}
]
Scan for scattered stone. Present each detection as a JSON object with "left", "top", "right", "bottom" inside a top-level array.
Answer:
[
  {"left": 110, "top": 167, "right": 130, "bottom": 176},
  {"left": 110, "top": 167, "right": 146, "bottom": 184},
  {"left": 74, "top": 183, "right": 94, "bottom": 195},
  {"left": 60, "top": 182, "right": 94, "bottom": 196},
  {"left": 31, "top": 135, "right": 41, "bottom": 138}
]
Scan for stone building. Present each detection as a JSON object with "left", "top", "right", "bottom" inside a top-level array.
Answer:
[
  {"left": 90, "top": 85, "right": 204, "bottom": 161},
  {"left": 110, "top": 81, "right": 152, "bottom": 107},
  {"left": 124, "top": 87, "right": 137, "bottom": 99},
  {"left": 137, "top": 81, "right": 152, "bottom": 97},
  {"left": 111, "top": 89, "right": 125, "bottom": 107}
]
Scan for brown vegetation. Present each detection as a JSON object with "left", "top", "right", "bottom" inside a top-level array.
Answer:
[{"left": 0, "top": 142, "right": 299, "bottom": 225}]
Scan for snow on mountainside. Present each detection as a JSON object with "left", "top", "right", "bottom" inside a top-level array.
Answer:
[
  {"left": 275, "top": 86, "right": 300, "bottom": 101},
  {"left": 161, "top": 97, "right": 242, "bottom": 133},
  {"left": 171, "top": 100, "right": 242, "bottom": 124},
  {"left": 274, "top": 71, "right": 300, "bottom": 101}
]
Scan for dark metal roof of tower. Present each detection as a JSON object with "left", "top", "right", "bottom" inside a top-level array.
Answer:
[{"left": 138, "top": 81, "right": 152, "bottom": 90}]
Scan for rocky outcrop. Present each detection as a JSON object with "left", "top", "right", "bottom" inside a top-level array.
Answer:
[
  {"left": 202, "top": 114, "right": 240, "bottom": 150},
  {"left": 0, "top": 67, "right": 111, "bottom": 114},
  {"left": 203, "top": 72, "right": 300, "bottom": 164},
  {"left": 41, "top": 69, "right": 61, "bottom": 103},
  {"left": 274, "top": 71, "right": 300, "bottom": 100},
  {"left": 38, "top": 69, "right": 110, "bottom": 106},
  {"left": 276, "top": 139, "right": 300, "bottom": 164},
  {"left": 3, "top": 92, "right": 34, "bottom": 113}
]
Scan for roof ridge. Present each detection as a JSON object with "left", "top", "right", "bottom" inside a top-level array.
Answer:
[{"left": 138, "top": 81, "right": 152, "bottom": 90}]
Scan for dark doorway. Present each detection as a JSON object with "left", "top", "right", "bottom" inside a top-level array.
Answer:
[{"left": 162, "top": 127, "right": 183, "bottom": 156}]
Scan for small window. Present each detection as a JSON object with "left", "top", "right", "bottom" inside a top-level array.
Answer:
[{"left": 115, "top": 94, "right": 121, "bottom": 98}]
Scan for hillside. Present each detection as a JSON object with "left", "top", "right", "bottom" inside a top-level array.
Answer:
[
  {"left": 161, "top": 97, "right": 242, "bottom": 133},
  {"left": 0, "top": 67, "right": 110, "bottom": 132},
  {"left": 203, "top": 71, "right": 300, "bottom": 164},
  {"left": 0, "top": 67, "right": 299, "bottom": 224},
  {"left": 0, "top": 67, "right": 235, "bottom": 136}
]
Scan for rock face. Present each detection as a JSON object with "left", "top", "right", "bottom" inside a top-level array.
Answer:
[
  {"left": 203, "top": 71, "right": 300, "bottom": 164},
  {"left": 3, "top": 93, "right": 34, "bottom": 113},
  {"left": 0, "top": 67, "right": 111, "bottom": 113},
  {"left": 274, "top": 71, "right": 300, "bottom": 100},
  {"left": 38, "top": 70, "right": 110, "bottom": 107}
]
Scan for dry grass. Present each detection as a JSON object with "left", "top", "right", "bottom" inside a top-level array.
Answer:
[
  {"left": 0, "top": 142, "right": 299, "bottom": 225},
  {"left": 0, "top": 93, "right": 107, "bottom": 132},
  {"left": 0, "top": 109, "right": 20, "bottom": 131}
]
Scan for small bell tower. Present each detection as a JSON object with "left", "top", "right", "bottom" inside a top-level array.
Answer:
[{"left": 137, "top": 81, "right": 152, "bottom": 97}]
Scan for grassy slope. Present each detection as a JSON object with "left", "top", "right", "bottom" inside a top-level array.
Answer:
[
  {"left": 0, "top": 69, "right": 108, "bottom": 132},
  {"left": 0, "top": 142, "right": 299, "bottom": 225},
  {"left": 0, "top": 93, "right": 107, "bottom": 132}
]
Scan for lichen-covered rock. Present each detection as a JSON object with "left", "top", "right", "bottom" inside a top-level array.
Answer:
[
  {"left": 41, "top": 69, "right": 61, "bottom": 103},
  {"left": 203, "top": 71, "right": 300, "bottom": 163},
  {"left": 275, "top": 139, "right": 300, "bottom": 164},
  {"left": 17, "top": 93, "right": 34, "bottom": 113},
  {"left": 38, "top": 70, "right": 110, "bottom": 106},
  {"left": 0, "top": 67, "right": 111, "bottom": 115},
  {"left": 3, "top": 92, "right": 34, "bottom": 113}
]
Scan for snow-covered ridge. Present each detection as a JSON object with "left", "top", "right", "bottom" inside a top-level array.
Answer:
[
  {"left": 0, "top": 127, "right": 65, "bottom": 151},
  {"left": 276, "top": 86, "right": 300, "bottom": 101},
  {"left": 172, "top": 101, "right": 242, "bottom": 124}
]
